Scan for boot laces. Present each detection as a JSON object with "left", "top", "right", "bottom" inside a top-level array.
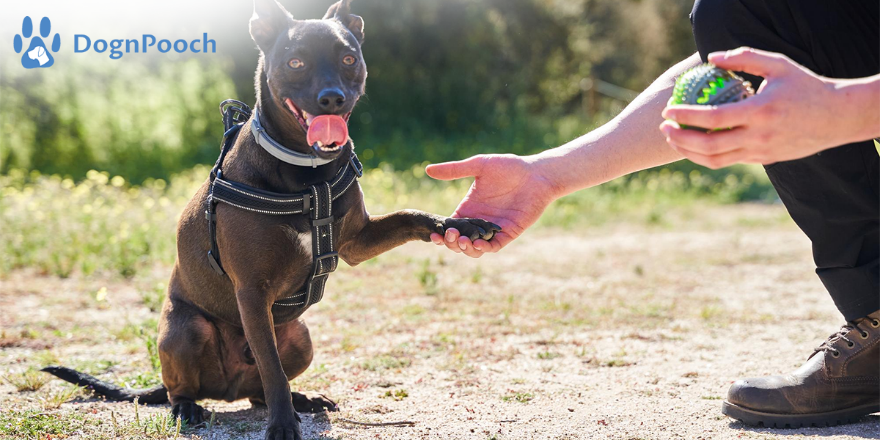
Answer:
[{"left": 813, "top": 321, "right": 867, "bottom": 357}]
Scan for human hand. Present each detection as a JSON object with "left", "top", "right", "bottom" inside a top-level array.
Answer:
[
  {"left": 660, "top": 47, "right": 875, "bottom": 169},
  {"left": 425, "top": 154, "right": 560, "bottom": 258}
]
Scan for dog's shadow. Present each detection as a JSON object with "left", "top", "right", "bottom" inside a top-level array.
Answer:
[
  {"left": 728, "top": 415, "right": 880, "bottom": 439},
  {"left": 204, "top": 404, "right": 333, "bottom": 438}
]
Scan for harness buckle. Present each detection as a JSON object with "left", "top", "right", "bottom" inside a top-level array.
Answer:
[
  {"left": 207, "top": 251, "right": 225, "bottom": 275},
  {"left": 350, "top": 154, "right": 364, "bottom": 178},
  {"left": 311, "top": 215, "right": 334, "bottom": 227},
  {"left": 312, "top": 252, "right": 339, "bottom": 277}
]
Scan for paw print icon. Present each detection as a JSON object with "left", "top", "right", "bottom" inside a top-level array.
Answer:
[{"left": 14, "top": 17, "right": 61, "bottom": 69}]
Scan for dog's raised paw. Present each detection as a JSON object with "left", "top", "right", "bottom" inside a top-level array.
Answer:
[
  {"left": 292, "top": 391, "right": 338, "bottom": 413},
  {"left": 441, "top": 218, "right": 502, "bottom": 242}
]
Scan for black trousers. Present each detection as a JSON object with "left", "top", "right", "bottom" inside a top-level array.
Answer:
[{"left": 690, "top": 0, "right": 880, "bottom": 321}]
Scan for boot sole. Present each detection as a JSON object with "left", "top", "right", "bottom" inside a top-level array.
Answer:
[{"left": 722, "top": 401, "right": 880, "bottom": 428}]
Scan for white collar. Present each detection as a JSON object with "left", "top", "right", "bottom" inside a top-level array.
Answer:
[{"left": 251, "top": 109, "right": 336, "bottom": 168}]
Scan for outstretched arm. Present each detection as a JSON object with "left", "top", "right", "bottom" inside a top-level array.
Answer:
[{"left": 425, "top": 53, "right": 700, "bottom": 257}]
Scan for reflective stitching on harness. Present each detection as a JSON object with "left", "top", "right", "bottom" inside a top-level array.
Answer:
[
  {"left": 332, "top": 175, "right": 357, "bottom": 202},
  {"left": 273, "top": 301, "right": 306, "bottom": 307},
  {"left": 215, "top": 179, "right": 306, "bottom": 203},
  {"left": 326, "top": 182, "right": 334, "bottom": 255},
  {"left": 211, "top": 198, "right": 304, "bottom": 216}
]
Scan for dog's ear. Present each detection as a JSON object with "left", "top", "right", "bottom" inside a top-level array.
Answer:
[
  {"left": 323, "top": 0, "right": 365, "bottom": 44},
  {"left": 250, "top": 0, "right": 293, "bottom": 51}
]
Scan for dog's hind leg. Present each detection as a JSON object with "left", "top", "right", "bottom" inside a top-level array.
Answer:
[
  {"left": 277, "top": 321, "right": 337, "bottom": 413},
  {"left": 157, "top": 295, "right": 226, "bottom": 426}
]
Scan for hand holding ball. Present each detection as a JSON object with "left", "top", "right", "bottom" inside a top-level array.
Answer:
[{"left": 668, "top": 64, "right": 754, "bottom": 131}]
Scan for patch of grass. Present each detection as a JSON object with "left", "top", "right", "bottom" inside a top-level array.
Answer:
[
  {"left": 471, "top": 266, "right": 483, "bottom": 283},
  {"left": 501, "top": 391, "right": 534, "bottom": 403},
  {"left": 38, "top": 384, "right": 84, "bottom": 410},
  {"left": 536, "top": 351, "right": 562, "bottom": 360},
  {"left": 2, "top": 369, "right": 50, "bottom": 392},
  {"left": 136, "top": 319, "right": 161, "bottom": 372},
  {"left": 0, "top": 162, "right": 773, "bottom": 278},
  {"left": 416, "top": 258, "right": 438, "bottom": 296},
  {"left": 361, "top": 354, "right": 412, "bottom": 372},
  {"left": 381, "top": 389, "right": 409, "bottom": 401},
  {"left": 138, "top": 412, "right": 183, "bottom": 437},
  {"left": 32, "top": 350, "right": 60, "bottom": 367},
  {"left": 140, "top": 282, "right": 166, "bottom": 313},
  {"left": 0, "top": 409, "right": 93, "bottom": 438},
  {"left": 701, "top": 395, "right": 723, "bottom": 400},
  {"left": 700, "top": 305, "right": 724, "bottom": 321},
  {"left": 71, "top": 358, "right": 116, "bottom": 376},
  {"left": 119, "top": 370, "right": 162, "bottom": 389}
]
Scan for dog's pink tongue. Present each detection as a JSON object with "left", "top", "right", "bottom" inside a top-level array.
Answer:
[{"left": 307, "top": 115, "right": 349, "bottom": 147}]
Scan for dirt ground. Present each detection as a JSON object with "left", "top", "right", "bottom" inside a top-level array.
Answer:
[{"left": 1, "top": 203, "right": 878, "bottom": 440}]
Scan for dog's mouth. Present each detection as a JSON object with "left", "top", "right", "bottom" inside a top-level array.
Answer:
[{"left": 284, "top": 98, "right": 351, "bottom": 159}]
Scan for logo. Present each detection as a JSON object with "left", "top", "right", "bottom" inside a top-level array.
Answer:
[{"left": 14, "top": 16, "right": 61, "bottom": 69}]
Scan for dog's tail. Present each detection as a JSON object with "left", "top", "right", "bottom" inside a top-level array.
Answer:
[{"left": 41, "top": 366, "right": 168, "bottom": 404}]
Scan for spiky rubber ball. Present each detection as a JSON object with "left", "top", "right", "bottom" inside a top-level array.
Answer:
[{"left": 669, "top": 64, "right": 755, "bottom": 131}]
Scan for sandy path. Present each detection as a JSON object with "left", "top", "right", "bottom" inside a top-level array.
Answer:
[{"left": 1, "top": 204, "right": 877, "bottom": 439}]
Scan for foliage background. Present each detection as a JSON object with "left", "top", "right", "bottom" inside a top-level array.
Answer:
[
  {"left": 0, "top": 0, "right": 779, "bottom": 278},
  {"left": 1, "top": 0, "right": 701, "bottom": 181}
]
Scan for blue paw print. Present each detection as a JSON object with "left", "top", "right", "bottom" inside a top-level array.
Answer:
[{"left": 13, "top": 17, "right": 60, "bottom": 69}]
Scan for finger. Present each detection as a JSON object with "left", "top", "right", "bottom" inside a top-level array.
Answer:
[
  {"left": 425, "top": 155, "right": 485, "bottom": 181},
  {"left": 478, "top": 232, "right": 509, "bottom": 253},
  {"left": 472, "top": 238, "right": 497, "bottom": 253},
  {"left": 660, "top": 121, "right": 749, "bottom": 155},
  {"left": 668, "top": 142, "right": 751, "bottom": 169},
  {"left": 430, "top": 233, "right": 444, "bottom": 245},
  {"left": 662, "top": 101, "right": 753, "bottom": 130},
  {"left": 443, "top": 228, "right": 463, "bottom": 253},
  {"left": 707, "top": 47, "right": 790, "bottom": 78},
  {"left": 461, "top": 245, "right": 484, "bottom": 258},
  {"left": 458, "top": 236, "right": 483, "bottom": 258}
]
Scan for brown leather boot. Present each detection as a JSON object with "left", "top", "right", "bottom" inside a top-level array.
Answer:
[{"left": 722, "top": 310, "right": 880, "bottom": 428}]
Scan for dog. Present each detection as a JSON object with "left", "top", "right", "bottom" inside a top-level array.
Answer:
[{"left": 42, "top": 1, "right": 499, "bottom": 439}]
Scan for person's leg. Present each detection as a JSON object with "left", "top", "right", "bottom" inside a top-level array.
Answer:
[
  {"left": 692, "top": 0, "right": 879, "bottom": 321},
  {"left": 690, "top": 0, "right": 880, "bottom": 427}
]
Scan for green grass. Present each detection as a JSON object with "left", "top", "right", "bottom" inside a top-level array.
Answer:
[
  {"left": 361, "top": 354, "right": 412, "bottom": 372},
  {"left": 0, "top": 409, "right": 93, "bottom": 438},
  {"left": 2, "top": 369, "right": 50, "bottom": 392},
  {"left": 501, "top": 391, "right": 534, "bottom": 403},
  {"left": 0, "top": 163, "right": 773, "bottom": 279}
]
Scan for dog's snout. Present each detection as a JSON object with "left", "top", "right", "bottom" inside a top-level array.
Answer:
[{"left": 317, "top": 88, "right": 346, "bottom": 113}]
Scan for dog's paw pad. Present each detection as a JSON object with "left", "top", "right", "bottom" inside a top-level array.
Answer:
[{"left": 442, "top": 218, "right": 502, "bottom": 242}]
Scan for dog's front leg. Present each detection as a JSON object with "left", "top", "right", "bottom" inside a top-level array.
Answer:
[
  {"left": 237, "top": 289, "right": 301, "bottom": 440},
  {"left": 339, "top": 209, "right": 500, "bottom": 265}
]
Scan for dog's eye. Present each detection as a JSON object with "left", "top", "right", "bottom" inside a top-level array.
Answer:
[
  {"left": 288, "top": 59, "right": 305, "bottom": 70},
  {"left": 342, "top": 55, "right": 357, "bottom": 66}
]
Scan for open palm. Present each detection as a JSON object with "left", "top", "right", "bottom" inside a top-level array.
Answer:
[{"left": 426, "top": 154, "right": 560, "bottom": 258}]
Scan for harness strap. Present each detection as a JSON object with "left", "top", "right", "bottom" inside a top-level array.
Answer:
[{"left": 206, "top": 100, "right": 363, "bottom": 312}]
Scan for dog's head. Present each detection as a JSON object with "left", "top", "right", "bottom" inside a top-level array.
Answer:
[{"left": 250, "top": 0, "right": 366, "bottom": 160}]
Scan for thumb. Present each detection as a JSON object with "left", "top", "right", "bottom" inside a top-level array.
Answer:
[
  {"left": 708, "top": 47, "right": 790, "bottom": 78},
  {"left": 426, "top": 156, "right": 484, "bottom": 181}
]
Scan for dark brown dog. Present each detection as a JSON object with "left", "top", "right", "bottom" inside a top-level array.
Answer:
[{"left": 42, "top": 1, "right": 498, "bottom": 439}]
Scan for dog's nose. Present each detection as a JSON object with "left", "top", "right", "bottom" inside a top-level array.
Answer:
[{"left": 317, "top": 89, "right": 346, "bottom": 113}]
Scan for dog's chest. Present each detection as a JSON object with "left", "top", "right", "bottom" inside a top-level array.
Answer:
[{"left": 282, "top": 225, "right": 312, "bottom": 260}]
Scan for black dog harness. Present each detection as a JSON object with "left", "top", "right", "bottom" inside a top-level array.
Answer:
[{"left": 206, "top": 100, "right": 363, "bottom": 309}]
